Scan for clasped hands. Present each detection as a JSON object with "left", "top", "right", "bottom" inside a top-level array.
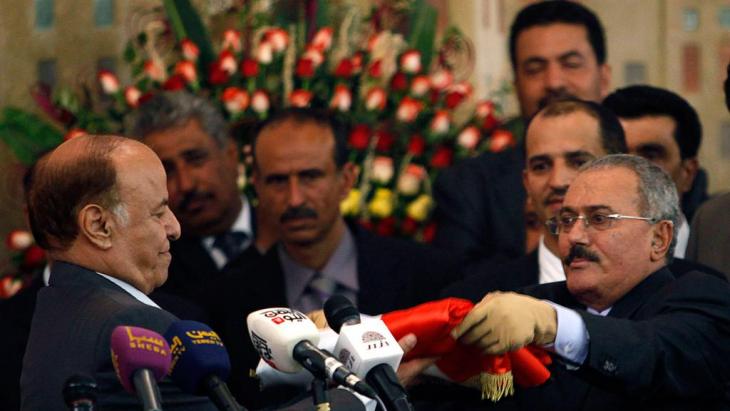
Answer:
[{"left": 452, "top": 291, "right": 558, "bottom": 355}]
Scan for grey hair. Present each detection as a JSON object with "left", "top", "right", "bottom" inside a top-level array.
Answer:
[
  {"left": 129, "top": 91, "right": 229, "bottom": 147},
  {"left": 579, "top": 154, "right": 680, "bottom": 260}
]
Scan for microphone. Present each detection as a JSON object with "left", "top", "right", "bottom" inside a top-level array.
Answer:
[
  {"left": 324, "top": 296, "right": 413, "bottom": 411},
  {"left": 63, "top": 375, "right": 97, "bottom": 411},
  {"left": 246, "top": 307, "right": 378, "bottom": 399},
  {"left": 111, "top": 326, "right": 172, "bottom": 411},
  {"left": 163, "top": 320, "right": 246, "bottom": 411}
]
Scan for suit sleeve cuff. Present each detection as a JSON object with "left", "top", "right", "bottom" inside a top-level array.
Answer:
[{"left": 545, "top": 301, "right": 589, "bottom": 365}]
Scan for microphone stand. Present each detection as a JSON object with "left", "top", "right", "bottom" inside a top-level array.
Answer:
[{"left": 311, "top": 377, "right": 330, "bottom": 411}]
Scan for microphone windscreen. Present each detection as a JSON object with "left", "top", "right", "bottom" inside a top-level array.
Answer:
[
  {"left": 324, "top": 295, "right": 360, "bottom": 333},
  {"left": 110, "top": 326, "right": 171, "bottom": 394},
  {"left": 164, "top": 320, "right": 231, "bottom": 395}
]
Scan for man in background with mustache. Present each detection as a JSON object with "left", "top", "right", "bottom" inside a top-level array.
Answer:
[
  {"left": 432, "top": 1, "right": 611, "bottom": 262},
  {"left": 209, "top": 108, "right": 462, "bottom": 407},
  {"left": 448, "top": 155, "right": 730, "bottom": 410},
  {"left": 442, "top": 98, "right": 626, "bottom": 301},
  {"left": 130, "top": 91, "right": 259, "bottom": 321}
]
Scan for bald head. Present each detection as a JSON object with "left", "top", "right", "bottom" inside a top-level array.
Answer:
[{"left": 27, "top": 135, "right": 149, "bottom": 250}]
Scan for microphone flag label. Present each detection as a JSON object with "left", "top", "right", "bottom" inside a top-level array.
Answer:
[{"left": 261, "top": 308, "right": 308, "bottom": 324}]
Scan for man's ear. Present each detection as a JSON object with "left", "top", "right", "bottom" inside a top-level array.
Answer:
[
  {"left": 78, "top": 204, "right": 113, "bottom": 250},
  {"left": 599, "top": 63, "right": 612, "bottom": 98},
  {"left": 677, "top": 157, "right": 699, "bottom": 195},
  {"left": 339, "top": 162, "right": 359, "bottom": 200},
  {"left": 650, "top": 220, "right": 673, "bottom": 262}
]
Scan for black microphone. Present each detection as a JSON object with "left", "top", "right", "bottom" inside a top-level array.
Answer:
[
  {"left": 325, "top": 295, "right": 414, "bottom": 411},
  {"left": 63, "top": 375, "right": 97, "bottom": 411},
  {"left": 164, "top": 321, "right": 246, "bottom": 411}
]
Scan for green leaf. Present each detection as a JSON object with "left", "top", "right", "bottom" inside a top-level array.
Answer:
[
  {"left": 0, "top": 107, "right": 63, "bottom": 165},
  {"left": 162, "top": 0, "right": 215, "bottom": 81},
  {"left": 407, "top": 0, "right": 437, "bottom": 70}
]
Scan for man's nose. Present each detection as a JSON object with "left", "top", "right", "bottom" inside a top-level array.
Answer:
[
  {"left": 564, "top": 216, "right": 590, "bottom": 246},
  {"left": 287, "top": 177, "right": 305, "bottom": 207},
  {"left": 166, "top": 209, "right": 182, "bottom": 241},
  {"left": 548, "top": 162, "right": 573, "bottom": 191},
  {"left": 544, "top": 62, "right": 567, "bottom": 90},
  {"left": 174, "top": 164, "right": 196, "bottom": 194}
]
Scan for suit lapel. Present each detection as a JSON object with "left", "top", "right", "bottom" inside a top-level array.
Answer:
[
  {"left": 607, "top": 267, "right": 674, "bottom": 319},
  {"left": 353, "top": 227, "right": 401, "bottom": 314}
]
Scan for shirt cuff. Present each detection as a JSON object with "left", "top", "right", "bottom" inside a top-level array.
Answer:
[{"left": 545, "top": 301, "right": 589, "bottom": 365}]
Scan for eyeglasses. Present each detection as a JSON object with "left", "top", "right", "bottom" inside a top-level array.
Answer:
[{"left": 546, "top": 212, "right": 657, "bottom": 235}]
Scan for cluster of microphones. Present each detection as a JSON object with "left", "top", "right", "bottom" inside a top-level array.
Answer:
[{"left": 63, "top": 296, "right": 413, "bottom": 411}]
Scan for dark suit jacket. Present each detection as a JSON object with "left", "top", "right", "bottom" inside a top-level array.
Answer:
[
  {"left": 0, "top": 274, "right": 43, "bottom": 411},
  {"left": 20, "top": 261, "right": 217, "bottom": 411},
  {"left": 427, "top": 267, "right": 730, "bottom": 411},
  {"left": 432, "top": 145, "right": 527, "bottom": 262},
  {"left": 211, "top": 223, "right": 463, "bottom": 409},
  {"left": 687, "top": 191, "right": 730, "bottom": 279}
]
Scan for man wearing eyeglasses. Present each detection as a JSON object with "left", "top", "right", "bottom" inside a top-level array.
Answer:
[
  {"left": 442, "top": 99, "right": 625, "bottom": 300},
  {"left": 448, "top": 155, "right": 730, "bottom": 410}
]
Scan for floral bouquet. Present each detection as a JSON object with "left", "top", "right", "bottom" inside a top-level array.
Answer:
[{"left": 0, "top": 0, "right": 513, "bottom": 296}]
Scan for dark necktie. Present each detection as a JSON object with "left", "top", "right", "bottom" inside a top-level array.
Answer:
[{"left": 213, "top": 231, "right": 248, "bottom": 261}]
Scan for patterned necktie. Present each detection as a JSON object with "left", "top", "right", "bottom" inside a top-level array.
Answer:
[
  {"left": 300, "top": 272, "right": 341, "bottom": 312},
  {"left": 213, "top": 231, "right": 248, "bottom": 261}
]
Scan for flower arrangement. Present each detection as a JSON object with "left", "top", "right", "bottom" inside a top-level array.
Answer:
[{"left": 0, "top": 0, "right": 513, "bottom": 297}]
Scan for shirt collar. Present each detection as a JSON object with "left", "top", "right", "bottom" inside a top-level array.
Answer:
[
  {"left": 96, "top": 272, "right": 160, "bottom": 308},
  {"left": 538, "top": 235, "right": 566, "bottom": 284},
  {"left": 674, "top": 214, "right": 689, "bottom": 259},
  {"left": 279, "top": 226, "right": 359, "bottom": 308},
  {"left": 201, "top": 197, "right": 253, "bottom": 267}
]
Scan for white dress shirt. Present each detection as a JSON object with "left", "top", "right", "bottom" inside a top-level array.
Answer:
[{"left": 201, "top": 197, "right": 253, "bottom": 269}]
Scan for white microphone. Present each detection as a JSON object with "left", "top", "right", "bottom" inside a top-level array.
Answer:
[
  {"left": 246, "top": 307, "right": 377, "bottom": 399},
  {"left": 325, "top": 296, "right": 413, "bottom": 411}
]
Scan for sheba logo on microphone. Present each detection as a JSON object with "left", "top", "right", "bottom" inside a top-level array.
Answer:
[
  {"left": 250, "top": 331, "right": 273, "bottom": 362},
  {"left": 262, "top": 308, "right": 308, "bottom": 324},
  {"left": 124, "top": 326, "right": 168, "bottom": 355},
  {"left": 361, "top": 331, "right": 389, "bottom": 350}
]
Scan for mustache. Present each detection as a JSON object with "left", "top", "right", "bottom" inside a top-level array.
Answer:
[
  {"left": 178, "top": 190, "right": 213, "bottom": 212},
  {"left": 538, "top": 89, "right": 577, "bottom": 110},
  {"left": 563, "top": 245, "right": 600, "bottom": 266},
  {"left": 543, "top": 187, "right": 568, "bottom": 206},
  {"left": 280, "top": 206, "right": 318, "bottom": 222}
]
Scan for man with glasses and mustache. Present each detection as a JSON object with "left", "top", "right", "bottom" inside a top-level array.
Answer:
[
  {"left": 208, "top": 108, "right": 462, "bottom": 408},
  {"left": 447, "top": 155, "right": 730, "bottom": 410},
  {"left": 432, "top": 1, "right": 611, "bottom": 262},
  {"left": 442, "top": 98, "right": 627, "bottom": 301}
]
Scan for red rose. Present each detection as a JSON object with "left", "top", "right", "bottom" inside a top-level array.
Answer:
[
  {"left": 430, "top": 145, "right": 453, "bottom": 169},
  {"left": 407, "top": 135, "right": 426, "bottom": 156},
  {"left": 445, "top": 90, "right": 466, "bottom": 109},
  {"left": 181, "top": 38, "right": 200, "bottom": 61},
  {"left": 162, "top": 74, "right": 186, "bottom": 91},
  {"left": 349, "top": 125, "right": 371, "bottom": 150},
  {"left": 400, "top": 217, "right": 419, "bottom": 235},
  {"left": 375, "top": 130, "right": 395, "bottom": 152},
  {"left": 368, "top": 60, "right": 382, "bottom": 78},
  {"left": 334, "top": 58, "right": 354, "bottom": 78},
  {"left": 376, "top": 217, "right": 396, "bottom": 237},
  {"left": 208, "top": 62, "right": 230, "bottom": 85},
  {"left": 22, "top": 245, "right": 45, "bottom": 269},
  {"left": 490, "top": 129, "right": 515, "bottom": 153},
  {"left": 296, "top": 58, "right": 315, "bottom": 78},
  {"left": 390, "top": 72, "right": 408, "bottom": 91},
  {"left": 423, "top": 222, "right": 437, "bottom": 243},
  {"left": 241, "top": 58, "right": 259, "bottom": 77},
  {"left": 482, "top": 113, "right": 500, "bottom": 131},
  {"left": 173, "top": 61, "right": 197, "bottom": 83},
  {"left": 124, "top": 86, "right": 142, "bottom": 108},
  {"left": 289, "top": 89, "right": 313, "bottom": 107}
]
